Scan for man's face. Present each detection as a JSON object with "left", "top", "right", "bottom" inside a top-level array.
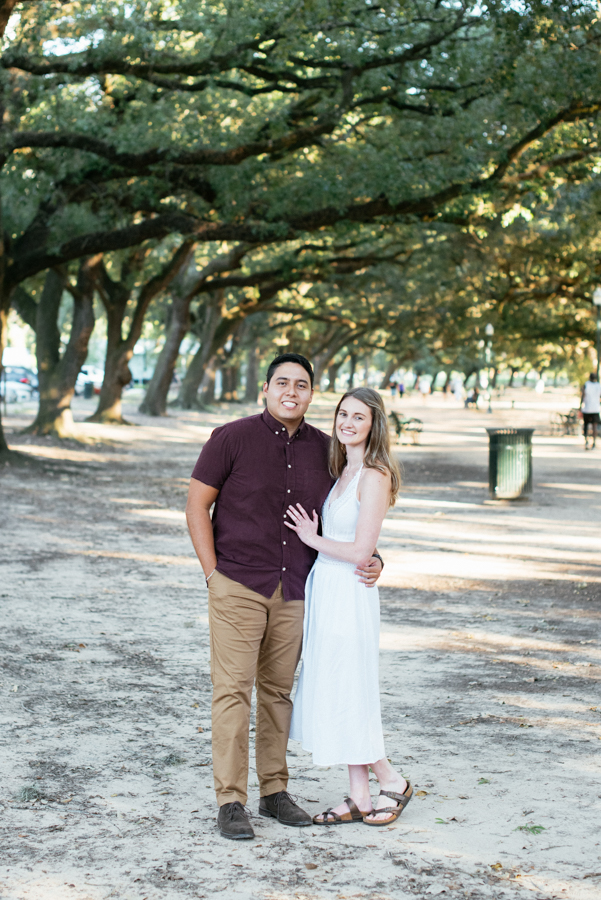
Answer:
[{"left": 263, "top": 363, "right": 314, "bottom": 428}]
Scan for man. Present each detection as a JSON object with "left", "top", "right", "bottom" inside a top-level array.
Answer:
[
  {"left": 581, "top": 372, "right": 601, "bottom": 450},
  {"left": 185, "top": 353, "right": 383, "bottom": 840}
]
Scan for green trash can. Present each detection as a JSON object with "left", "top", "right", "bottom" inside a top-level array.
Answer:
[
  {"left": 486, "top": 428, "right": 534, "bottom": 499},
  {"left": 83, "top": 381, "right": 94, "bottom": 399}
]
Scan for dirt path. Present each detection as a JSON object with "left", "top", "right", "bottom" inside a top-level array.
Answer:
[{"left": 1, "top": 390, "right": 600, "bottom": 900}]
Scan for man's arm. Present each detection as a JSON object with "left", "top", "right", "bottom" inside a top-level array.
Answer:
[{"left": 185, "top": 479, "right": 220, "bottom": 580}]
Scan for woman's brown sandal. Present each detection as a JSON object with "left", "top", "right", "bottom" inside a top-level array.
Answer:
[
  {"left": 313, "top": 797, "right": 372, "bottom": 825},
  {"left": 363, "top": 781, "right": 413, "bottom": 827}
]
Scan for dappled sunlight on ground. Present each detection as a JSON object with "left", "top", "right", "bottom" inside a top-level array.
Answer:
[{"left": 2, "top": 388, "right": 600, "bottom": 900}]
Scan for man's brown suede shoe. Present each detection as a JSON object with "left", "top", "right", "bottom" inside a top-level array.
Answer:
[
  {"left": 217, "top": 801, "right": 255, "bottom": 840},
  {"left": 259, "top": 791, "right": 312, "bottom": 826}
]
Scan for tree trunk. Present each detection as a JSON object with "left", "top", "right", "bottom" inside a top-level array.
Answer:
[
  {"left": 139, "top": 243, "right": 249, "bottom": 416},
  {"left": 325, "top": 362, "right": 339, "bottom": 392},
  {"left": 26, "top": 262, "right": 97, "bottom": 437},
  {"left": 88, "top": 277, "right": 133, "bottom": 424},
  {"left": 463, "top": 367, "right": 476, "bottom": 387},
  {"left": 432, "top": 369, "right": 444, "bottom": 391},
  {"left": 220, "top": 365, "right": 239, "bottom": 401},
  {"left": 347, "top": 353, "right": 357, "bottom": 390},
  {"left": 88, "top": 240, "right": 195, "bottom": 423},
  {"left": 138, "top": 286, "right": 191, "bottom": 416},
  {"left": 311, "top": 327, "right": 358, "bottom": 390},
  {"left": 363, "top": 356, "right": 371, "bottom": 386},
  {"left": 176, "top": 295, "right": 225, "bottom": 408},
  {"left": 379, "top": 358, "right": 397, "bottom": 390},
  {"left": 244, "top": 344, "right": 260, "bottom": 402},
  {"left": 0, "top": 301, "right": 10, "bottom": 457},
  {"left": 200, "top": 362, "right": 216, "bottom": 405},
  {"left": 0, "top": 3, "right": 45, "bottom": 456},
  {"left": 176, "top": 295, "right": 244, "bottom": 409}
]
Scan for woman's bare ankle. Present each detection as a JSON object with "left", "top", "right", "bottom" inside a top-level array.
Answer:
[{"left": 349, "top": 793, "right": 372, "bottom": 812}]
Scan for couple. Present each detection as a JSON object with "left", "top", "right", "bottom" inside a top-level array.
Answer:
[{"left": 186, "top": 353, "right": 412, "bottom": 839}]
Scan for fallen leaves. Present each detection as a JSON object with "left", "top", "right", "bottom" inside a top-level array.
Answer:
[
  {"left": 416, "top": 790, "right": 429, "bottom": 798},
  {"left": 305, "top": 863, "right": 318, "bottom": 870}
]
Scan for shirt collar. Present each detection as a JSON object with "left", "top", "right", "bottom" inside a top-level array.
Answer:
[{"left": 262, "top": 408, "right": 306, "bottom": 441}]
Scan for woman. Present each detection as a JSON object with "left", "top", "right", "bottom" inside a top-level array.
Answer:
[{"left": 286, "top": 387, "right": 412, "bottom": 827}]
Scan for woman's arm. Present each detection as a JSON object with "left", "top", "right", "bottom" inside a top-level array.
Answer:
[{"left": 285, "top": 468, "right": 391, "bottom": 567}]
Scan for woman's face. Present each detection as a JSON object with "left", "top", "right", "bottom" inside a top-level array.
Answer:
[{"left": 335, "top": 397, "right": 373, "bottom": 450}]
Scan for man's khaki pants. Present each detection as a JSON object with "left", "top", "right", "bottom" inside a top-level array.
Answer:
[{"left": 207, "top": 570, "right": 304, "bottom": 807}]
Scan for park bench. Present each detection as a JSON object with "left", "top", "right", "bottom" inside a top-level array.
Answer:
[
  {"left": 550, "top": 408, "right": 580, "bottom": 436},
  {"left": 389, "top": 411, "right": 423, "bottom": 445}
]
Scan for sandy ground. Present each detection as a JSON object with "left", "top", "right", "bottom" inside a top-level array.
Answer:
[{"left": 1, "top": 387, "right": 600, "bottom": 900}]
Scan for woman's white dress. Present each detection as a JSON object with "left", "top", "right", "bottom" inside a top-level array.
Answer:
[{"left": 289, "top": 467, "right": 385, "bottom": 766}]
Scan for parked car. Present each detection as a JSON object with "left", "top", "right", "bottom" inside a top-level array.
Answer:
[
  {"left": 0, "top": 378, "right": 34, "bottom": 403},
  {"left": 3, "top": 365, "right": 38, "bottom": 390},
  {"left": 75, "top": 365, "right": 104, "bottom": 395}
]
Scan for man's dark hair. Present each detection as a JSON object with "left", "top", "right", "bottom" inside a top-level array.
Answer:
[
  {"left": 590, "top": 372, "right": 598, "bottom": 382},
  {"left": 265, "top": 353, "right": 314, "bottom": 387}
]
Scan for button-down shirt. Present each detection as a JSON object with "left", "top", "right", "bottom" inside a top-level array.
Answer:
[{"left": 191, "top": 409, "right": 333, "bottom": 600}]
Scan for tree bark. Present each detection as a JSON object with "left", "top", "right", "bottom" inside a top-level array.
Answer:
[
  {"left": 176, "top": 293, "right": 227, "bottom": 408},
  {"left": 26, "top": 261, "right": 97, "bottom": 437},
  {"left": 138, "top": 284, "right": 191, "bottom": 416},
  {"left": 87, "top": 240, "right": 194, "bottom": 423},
  {"left": 363, "top": 356, "right": 371, "bottom": 386},
  {"left": 200, "top": 362, "right": 216, "bottom": 405},
  {"left": 244, "top": 344, "right": 260, "bottom": 402},
  {"left": 347, "top": 353, "right": 357, "bottom": 390},
  {"left": 219, "top": 364, "right": 239, "bottom": 401},
  {"left": 379, "top": 358, "right": 398, "bottom": 390},
  {"left": 325, "top": 362, "right": 338, "bottom": 392}
]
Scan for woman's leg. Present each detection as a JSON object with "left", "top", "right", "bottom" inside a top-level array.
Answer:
[
  {"left": 313, "top": 765, "right": 373, "bottom": 821},
  {"left": 365, "top": 757, "right": 409, "bottom": 821}
]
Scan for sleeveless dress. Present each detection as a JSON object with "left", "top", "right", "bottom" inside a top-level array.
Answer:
[{"left": 289, "top": 467, "right": 386, "bottom": 766}]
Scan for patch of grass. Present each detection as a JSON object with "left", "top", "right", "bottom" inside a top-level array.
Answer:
[
  {"left": 17, "top": 785, "right": 46, "bottom": 801},
  {"left": 477, "top": 777, "right": 491, "bottom": 784},
  {"left": 514, "top": 824, "right": 546, "bottom": 834},
  {"left": 161, "top": 753, "right": 186, "bottom": 767},
  {"left": 435, "top": 817, "right": 448, "bottom": 825}
]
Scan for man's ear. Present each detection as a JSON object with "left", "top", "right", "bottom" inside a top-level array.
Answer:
[{"left": 262, "top": 381, "right": 269, "bottom": 393}]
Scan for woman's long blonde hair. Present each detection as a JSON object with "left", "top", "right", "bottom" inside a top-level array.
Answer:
[{"left": 328, "top": 387, "right": 401, "bottom": 507}]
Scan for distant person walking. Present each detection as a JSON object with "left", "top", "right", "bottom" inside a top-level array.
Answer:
[
  {"left": 418, "top": 377, "right": 430, "bottom": 402},
  {"left": 398, "top": 381, "right": 405, "bottom": 399},
  {"left": 581, "top": 372, "right": 601, "bottom": 450}
]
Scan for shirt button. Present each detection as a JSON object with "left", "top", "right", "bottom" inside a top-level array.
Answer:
[
  {"left": 275, "top": 431, "right": 279, "bottom": 435},
  {"left": 287, "top": 489, "right": 290, "bottom": 493},
  {"left": 282, "top": 567, "right": 286, "bottom": 571},
  {"left": 283, "top": 541, "right": 286, "bottom": 545},
  {"left": 288, "top": 464, "right": 291, "bottom": 468}
]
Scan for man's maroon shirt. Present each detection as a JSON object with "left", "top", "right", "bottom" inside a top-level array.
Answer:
[{"left": 191, "top": 409, "right": 334, "bottom": 600}]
